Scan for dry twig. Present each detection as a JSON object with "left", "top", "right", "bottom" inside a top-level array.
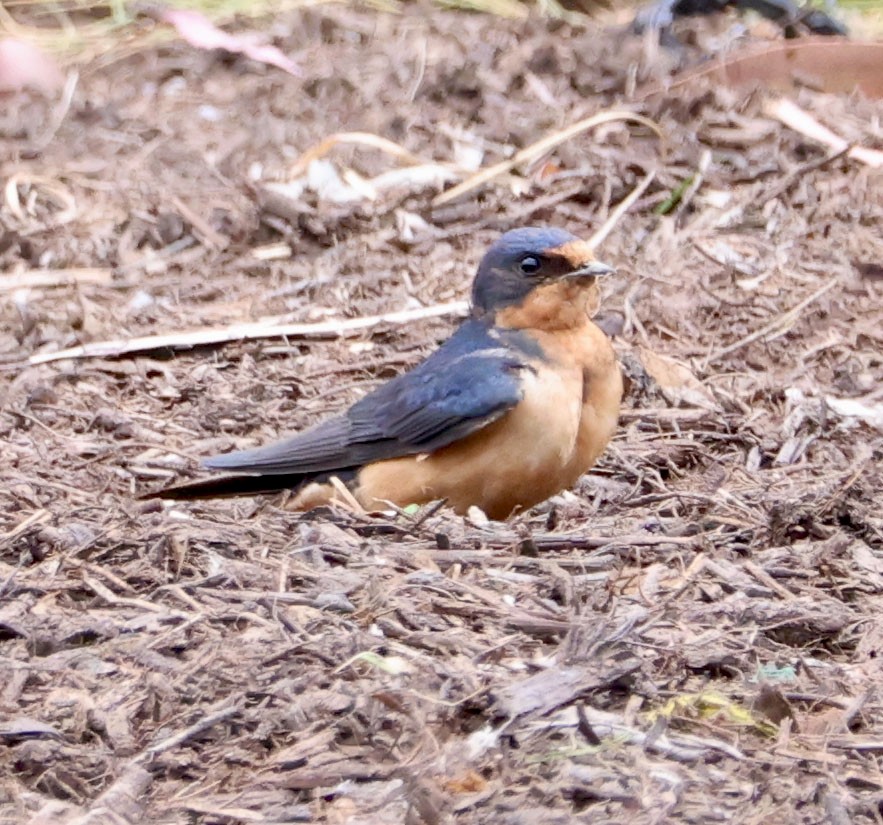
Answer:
[
  {"left": 28, "top": 300, "right": 469, "bottom": 365},
  {"left": 433, "top": 110, "right": 663, "bottom": 206}
]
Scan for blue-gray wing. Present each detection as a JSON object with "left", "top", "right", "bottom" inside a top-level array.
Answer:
[{"left": 203, "top": 319, "right": 531, "bottom": 476}]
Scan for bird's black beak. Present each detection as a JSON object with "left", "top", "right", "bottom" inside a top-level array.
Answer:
[
  {"left": 546, "top": 239, "right": 616, "bottom": 281},
  {"left": 569, "top": 260, "right": 615, "bottom": 279}
]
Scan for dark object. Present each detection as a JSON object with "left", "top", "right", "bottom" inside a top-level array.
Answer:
[
  {"left": 634, "top": 0, "right": 847, "bottom": 38},
  {"left": 855, "top": 262, "right": 883, "bottom": 282}
]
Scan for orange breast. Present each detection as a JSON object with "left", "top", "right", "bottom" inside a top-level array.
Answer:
[{"left": 353, "top": 320, "right": 622, "bottom": 519}]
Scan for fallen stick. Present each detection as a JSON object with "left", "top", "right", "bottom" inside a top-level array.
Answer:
[
  {"left": 28, "top": 300, "right": 470, "bottom": 365},
  {"left": 588, "top": 168, "right": 656, "bottom": 250},
  {"left": 139, "top": 703, "right": 240, "bottom": 760},
  {"left": 0, "top": 267, "right": 112, "bottom": 291},
  {"left": 764, "top": 98, "right": 883, "bottom": 168},
  {"left": 704, "top": 277, "right": 838, "bottom": 365},
  {"left": 433, "top": 110, "right": 663, "bottom": 206}
]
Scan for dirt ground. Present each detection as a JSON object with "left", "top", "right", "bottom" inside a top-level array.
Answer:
[{"left": 2, "top": 5, "right": 883, "bottom": 823}]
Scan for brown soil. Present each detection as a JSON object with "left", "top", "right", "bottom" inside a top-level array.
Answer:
[{"left": 2, "top": 6, "right": 883, "bottom": 824}]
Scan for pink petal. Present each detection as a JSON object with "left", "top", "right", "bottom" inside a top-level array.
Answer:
[
  {"left": 158, "top": 8, "right": 300, "bottom": 77},
  {"left": 0, "top": 39, "right": 63, "bottom": 95}
]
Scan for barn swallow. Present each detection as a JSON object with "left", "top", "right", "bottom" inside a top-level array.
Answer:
[{"left": 145, "top": 227, "right": 623, "bottom": 520}]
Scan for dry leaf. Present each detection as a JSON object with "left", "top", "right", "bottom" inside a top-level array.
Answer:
[
  {"left": 443, "top": 770, "right": 487, "bottom": 794},
  {"left": 637, "top": 347, "right": 718, "bottom": 410},
  {"left": 825, "top": 396, "right": 883, "bottom": 430},
  {"left": 0, "top": 717, "right": 62, "bottom": 739},
  {"left": 664, "top": 38, "right": 883, "bottom": 100},
  {"left": 157, "top": 8, "right": 300, "bottom": 77},
  {"left": 800, "top": 706, "right": 847, "bottom": 737}
]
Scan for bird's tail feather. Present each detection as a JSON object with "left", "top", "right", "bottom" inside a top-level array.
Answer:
[{"left": 140, "top": 469, "right": 354, "bottom": 501}]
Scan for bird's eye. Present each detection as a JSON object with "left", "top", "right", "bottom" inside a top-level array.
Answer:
[{"left": 519, "top": 255, "right": 542, "bottom": 275}]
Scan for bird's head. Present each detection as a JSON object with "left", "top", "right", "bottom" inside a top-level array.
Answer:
[{"left": 470, "top": 227, "right": 615, "bottom": 331}]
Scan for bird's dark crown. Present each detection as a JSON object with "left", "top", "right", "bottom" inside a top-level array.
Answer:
[{"left": 471, "top": 227, "right": 608, "bottom": 315}]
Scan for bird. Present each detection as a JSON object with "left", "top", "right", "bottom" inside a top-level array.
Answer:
[
  {"left": 144, "top": 227, "right": 623, "bottom": 520},
  {"left": 632, "top": 0, "right": 845, "bottom": 37}
]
